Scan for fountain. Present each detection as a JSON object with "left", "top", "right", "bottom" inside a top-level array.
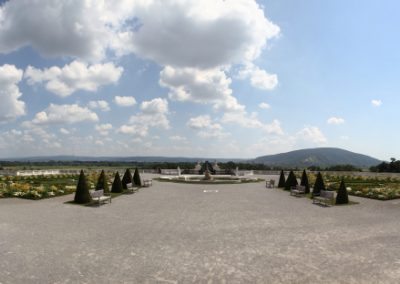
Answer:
[{"left": 157, "top": 161, "right": 261, "bottom": 184}]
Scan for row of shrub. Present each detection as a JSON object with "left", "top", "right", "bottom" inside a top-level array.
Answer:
[
  {"left": 277, "top": 170, "right": 349, "bottom": 205},
  {"left": 0, "top": 168, "right": 144, "bottom": 201},
  {"left": 74, "top": 168, "right": 142, "bottom": 204}
]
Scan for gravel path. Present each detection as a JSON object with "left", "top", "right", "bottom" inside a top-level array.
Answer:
[{"left": 1, "top": 174, "right": 400, "bottom": 283}]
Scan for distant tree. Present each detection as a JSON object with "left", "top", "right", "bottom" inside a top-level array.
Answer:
[
  {"left": 111, "top": 172, "right": 123, "bottom": 193},
  {"left": 74, "top": 170, "right": 92, "bottom": 204},
  {"left": 325, "top": 164, "right": 361, "bottom": 171},
  {"left": 300, "top": 169, "right": 310, "bottom": 194},
  {"left": 313, "top": 172, "right": 326, "bottom": 196},
  {"left": 336, "top": 179, "right": 349, "bottom": 204},
  {"left": 121, "top": 168, "right": 133, "bottom": 189},
  {"left": 278, "top": 170, "right": 286, "bottom": 188},
  {"left": 284, "top": 170, "right": 298, "bottom": 191},
  {"left": 133, "top": 168, "right": 142, "bottom": 186},
  {"left": 371, "top": 158, "right": 400, "bottom": 173},
  {"left": 307, "top": 165, "right": 321, "bottom": 171},
  {"left": 95, "top": 170, "right": 109, "bottom": 193},
  {"left": 225, "top": 161, "right": 237, "bottom": 170}
]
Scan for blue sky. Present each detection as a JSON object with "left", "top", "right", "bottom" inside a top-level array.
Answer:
[{"left": 0, "top": 0, "right": 398, "bottom": 160}]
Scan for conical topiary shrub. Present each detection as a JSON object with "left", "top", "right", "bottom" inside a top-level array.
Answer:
[
  {"left": 278, "top": 170, "right": 286, "bottom": 188},
  {"left": 133, "top": 167, "right": 142, "bottom": 187},
  {"left": 336, "top": 179, "right": 349, "bottom": 204},
  {"left": 74, "top": 170, "right": 92, "bottom": 204},
  {"left": 111, "top": 172, "right": 123, "bottom": 193},
  {"left": 95, "top": 170, "right": 109, "bottom": 193},
  {"left": 284, "top": 170, "right": 298, "bottom": 191},
  {"left": 313, "top": 172, "right": 326, "bottom": 197},
  {"left": 121, "top": 168, "right": 133, "bottom": 190},
  {"left": 300, "top": 169, "right": 310, "bottom": 194}
]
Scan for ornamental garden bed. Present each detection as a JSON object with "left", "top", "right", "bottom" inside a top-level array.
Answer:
[
  {"left": 320, "top": 174, "right": 400, "bottom": 201},
  {"left": 0, "top": 171, "right": 114, "bottom": 200}
]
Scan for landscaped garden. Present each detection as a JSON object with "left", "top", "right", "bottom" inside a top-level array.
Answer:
[
  {"left": 0, "top": 170, "right": 116, "bottom": 200},
  {"left": 287, "top": 171, "right": 400, "bottom": 201},
  {"left": 0, "top": 174, "right": 80, "bottom": 199},
  {"left": 323, "top": 174, "right": 400, "bottom": 200}
]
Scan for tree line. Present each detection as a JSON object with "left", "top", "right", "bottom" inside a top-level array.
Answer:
[{"left": 370, "top": 158, "right": 400, "bottom": 173}]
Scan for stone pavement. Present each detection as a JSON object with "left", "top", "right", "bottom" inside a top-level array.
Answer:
[{"left": 1, "top": 174, "right": 400, "bottom": 283}]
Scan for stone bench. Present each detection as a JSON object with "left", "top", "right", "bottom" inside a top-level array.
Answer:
[
  {"left": 125, "top": 183, "right": 139, "bottom": 193},
  {"left": 266, "top": 179, "right": 275, "bottom": 188},
  {"left": 290, "top": 185, "right": 306, "bottom": 197},
  {"left": 313, "top": 190, "right": 334, "bottom": 206},
  {"left": 90, "top": 189, "right": 111, "bottom": 206},
  {"left": 142, "top": 179, "right": 153, "bottom": 187}
]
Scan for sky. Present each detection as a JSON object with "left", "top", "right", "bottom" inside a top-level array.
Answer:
[{"left": 0, "top": 0, "right": 399, "bottom": 160}]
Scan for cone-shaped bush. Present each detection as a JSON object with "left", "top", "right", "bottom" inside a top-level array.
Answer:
[
  {"left": 74, "top": 170, "right": 92, "bottom": 204},
  {"left": 95, "top": 170, "right": 109, "bottom": 193},
  {"left": 121, "top": 168, "right": 133, "bottom": 190},
  {"left": 284, "top": 170, "right": 298, "bottom": 191},
  {"left": 300, "top": 169, "right": 310, "bottom": 194},
  {"left": 133, "top": 167, "right": 142, "bottom": 186},
  {"left": 313, "top": 172, "right": 326, "bottom": 196},
  {"left": 111, "top": 172, "right": 123, "bottom": 193},
  {"left": 336, "top": 179, "right": 349, "bottom": 204},
  {"left": 278, "top": 170, "right": 286, "bottom": 188}
]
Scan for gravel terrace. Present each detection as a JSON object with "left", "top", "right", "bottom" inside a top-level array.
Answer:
[{"left": 1, "top": 174, "right": 400, "bottom": 283}]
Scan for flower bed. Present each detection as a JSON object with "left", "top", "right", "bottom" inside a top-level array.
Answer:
[
  {"left": 0, "top": 183, "right": 76, "bottom": 200},
  {"left": 321, "top": 174, "right": 400, "bottom": 200},
  {"left": 0, "top": 171, "right": 116, "bottom": 200}
]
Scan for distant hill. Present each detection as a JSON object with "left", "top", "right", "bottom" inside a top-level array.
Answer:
[
  {"left": 253, "top": 148, "right": 381, "bottom": 168},
  {"left": 1, "top": 148, "right": 381, "bottom": 168}
]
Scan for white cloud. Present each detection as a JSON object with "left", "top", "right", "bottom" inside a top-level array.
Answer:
[
  {"left": 160, "top": 66, "right": 244, "bottom": 111},
  {"left": 169, "top": 135, "right": 187, "bottom": 142},
  {"left": 118, "top": 98, "right": 170, "bottom": 137},
  {"left": 264, "top": 120, "right": 284, "bottom": 135},
  {"left": 327, "top": 117, "right": 345, "bottom": 125},
  {"left": 296, "top": 126, "right": 327, "bottom": 144},
  {"left": 59, "top": 128, "right": 70, "bottom": 135},
  {"left": 30, "top": 104, "right": 98, "bottom": 125},
  {"left": 140, "top": 98, "right": 169, "bottom": 115},
  {"left": 0, "top": 64, "right": 25, "bottom": 122},
  {"left": 0, "top": 125, "right": 65, "bottom": 156},
  {"left": 25, "top": 61, "right": 123, "bottom": 97},
  {"left": 187, "top": 115, "right": 217, "bottom": 130},
  {"left": 114, "top": 96, "right": 137, "bottom": 107},
  {"left": 88, "top": 100, "right": 110, "bottom": 112},
  {"left": 238, "top": 63, "right": 278, "bottom": 90},
  {"left": 259, "top": 102, "right": 271, "bottom": 109},
  {"left": 371, "top": 99, "right": 382, "bottom": 107},
  {"left": 0, "top": 1, "right": 279, "bottom": 65},
  {"left": 123, "top": 1, "right": 279, "bottom": 68},
  {"left": 0, "top": 1, "right": 279, "bottom": 115},
  {"left": 117, "top": 125, "right": 137, "bottom": 135},
  {"left": 187, "top": 115, "right": 229, "bottom": 139},
  {"left": 221, "top": 111, "right": 284, "bottom": 135},
  {"left": 197, "top": 129, "right": 230, "bottom": 139},
  {"left": 95, "top": 123, "right": 113, "bottom": 136},
  {"left": 0, "top": 0, "right": 136, "bottom": 61}
]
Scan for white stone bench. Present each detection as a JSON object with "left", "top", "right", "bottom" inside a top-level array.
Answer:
[
  {"left": 90, "top": 189, "right": 111, "bottom": 206},
  {"left": 125, "top": 183, "right": 139, "bottom": 193},
  {"left": 290, "top": 185, "right": 306, "bottom": 197},
  {"left": 266, "top": 179, "right": 275, "bottom": 188},
  {"left": 313, "top": 190, "right": 334, "bottom": 206},
  {"left": 142, "top": 179, "right": 153, "bottom": 187}
]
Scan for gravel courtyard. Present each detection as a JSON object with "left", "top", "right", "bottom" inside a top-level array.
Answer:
[{"left": 1, "top": 174, "right": 400, "bottom": 283}]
